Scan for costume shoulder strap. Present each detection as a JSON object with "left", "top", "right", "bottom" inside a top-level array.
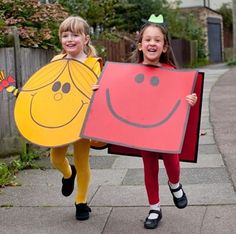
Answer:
[
  {"left": 85, "top": 57, "right": 103, "bottom": 70},
  {"left": 51, "top": 54, "right": 66, "bottom": 62}
]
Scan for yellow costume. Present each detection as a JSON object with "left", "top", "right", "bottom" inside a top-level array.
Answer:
[{"left": 50, "top": 54, "right": 102, "bottom": 204}]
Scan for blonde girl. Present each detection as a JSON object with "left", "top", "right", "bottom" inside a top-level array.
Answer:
[{"left": 50, "top": 16, "right": 102, "bottom": 221}]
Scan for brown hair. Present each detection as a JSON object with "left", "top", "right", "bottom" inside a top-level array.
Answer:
[
  {"left": 129, "top": 23, "right": 177, "bottom": 67},
  {"left": 59, "top": 16, "right": 97, "bottom": 57}
]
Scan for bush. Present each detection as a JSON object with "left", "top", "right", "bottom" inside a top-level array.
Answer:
[{"left": 0, "top": 0, "right": 68, "bottom": 51}]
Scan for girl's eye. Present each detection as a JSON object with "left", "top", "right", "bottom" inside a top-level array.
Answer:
[
  {"left": 52, "top": 81, "right": 61, "bottom": 92},
  {"left": 62, "top": 33, "right": 69, "bottom": 37}
]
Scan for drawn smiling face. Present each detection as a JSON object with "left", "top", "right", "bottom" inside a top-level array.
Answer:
[
  {"left": 82, "top": 62, "right": 197, "bottom": 153},
  {"left": 29, "top": 79, "right": 88, "bottom": 128},
  {"left": 14, "top": 59, "right": 97, "bottom": 147},
  {"left": 106, "top": 73, "right": 181, "bottom": 128}
]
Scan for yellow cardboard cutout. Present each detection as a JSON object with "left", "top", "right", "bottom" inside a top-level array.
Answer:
[{"left": 14, "top": 58, "right": 98, "bottom": 147}]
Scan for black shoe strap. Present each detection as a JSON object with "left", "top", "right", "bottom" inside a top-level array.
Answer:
[
  {"left": 169, "top": 183, "right": 182, "bottom": 193},
  {"left": 149, "top": 209, "right": 161, "bottom": 215}
]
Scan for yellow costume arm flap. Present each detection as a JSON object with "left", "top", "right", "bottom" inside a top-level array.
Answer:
[{"left": 51, "top": 54, "right": 66, "bottom": 62}]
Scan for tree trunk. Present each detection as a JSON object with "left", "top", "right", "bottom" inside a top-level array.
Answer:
[{"left": 232, "top": 0, "right": 236, "bottom": 59}]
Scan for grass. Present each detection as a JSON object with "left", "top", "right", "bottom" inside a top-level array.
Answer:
[
  {"left": 227, "top": 59, "right": 236, "bottom": 66},
  {"left": 183, "top": 58, "right": 209, "bottom": 69},
  {"left": 0, "top": 162, "right": 17, "bottom": 187},
  {"left": 0, "top": 149, "right": 41, "bottom": 188}
]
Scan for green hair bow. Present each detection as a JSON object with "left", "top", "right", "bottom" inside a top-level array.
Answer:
[{"left": 148, "top": 14, "right": 164, "bottom": 24}]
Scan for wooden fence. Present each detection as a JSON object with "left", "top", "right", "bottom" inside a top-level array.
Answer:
[
  {"left": 171, "top": 39, "right": 198, "bottom": 67},
  {"left": 0, "top": 47, "right": 55, "bottom": 156},
  {"left": 94, "top": 39, "right": 134, "bottom": 62}
]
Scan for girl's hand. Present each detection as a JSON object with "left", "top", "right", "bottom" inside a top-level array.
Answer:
[
  {"left": 92, "top": 84, "right": 99, "bottom": 91},
  {"left": 186, "top": 93, "right": 197, "bottom": 106}
]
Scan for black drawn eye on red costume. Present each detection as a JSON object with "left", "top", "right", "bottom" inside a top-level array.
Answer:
[{"left": 135, "top": 74, "right": 160, "bottom": 87}]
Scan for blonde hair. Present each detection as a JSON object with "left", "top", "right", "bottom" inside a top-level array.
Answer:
[{"left": 59, "top": 16, "right": 97, "bottom": 57}]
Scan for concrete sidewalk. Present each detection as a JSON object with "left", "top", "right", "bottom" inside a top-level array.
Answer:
[{"left": 1, "top": 64, "right": 236, "bottom": 234}]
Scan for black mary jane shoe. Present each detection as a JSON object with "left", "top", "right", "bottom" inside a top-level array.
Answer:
[
  {"left": 61, "top": 165, "right": 76, "bottom": 197},
  {"left": 169, "top": 183, "right": 188, "bottom": 209},
  {"left": 144, "top": 209, "right": 162, "bottom": 229},
  {"left": 75, "top": 203, "right": 91, "bottom": 221}
]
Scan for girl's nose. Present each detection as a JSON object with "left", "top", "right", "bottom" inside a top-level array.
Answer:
[
  {"left": 149, "top": 39, "right": 155, "bottom": 45},
  {"left": 68, "top": 35, "right": 73, "bottom": 41}
]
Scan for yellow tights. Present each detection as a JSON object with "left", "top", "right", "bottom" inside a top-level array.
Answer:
[{"left": 50, "top": 139, "right": 91, "bottom": 204}]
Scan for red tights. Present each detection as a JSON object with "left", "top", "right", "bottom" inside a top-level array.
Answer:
[{"left": 141, "top": 151, "right": 180, "bottom": 205}]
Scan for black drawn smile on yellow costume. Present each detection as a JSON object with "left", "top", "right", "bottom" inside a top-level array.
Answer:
[{"left": 30, "top": 92, "right": 88, "bottom": 128}]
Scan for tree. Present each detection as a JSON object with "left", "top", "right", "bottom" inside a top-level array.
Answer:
[
  {"left": 218, "top": 3, "right": 233, "bottom": 29},
  {"left": 58, "top": 0, "right": 206, "bottom": 61},
  {"left": 0, "top": 0, "right": 68, "bottom": 50}
]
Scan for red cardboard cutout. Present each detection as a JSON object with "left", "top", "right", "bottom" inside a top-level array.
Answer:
[
  {"left": 108, "top": 72, "right": 204, "bottom": 162},
  {"left": 81, "top": 62, "right": 203, "bottom": 160}
]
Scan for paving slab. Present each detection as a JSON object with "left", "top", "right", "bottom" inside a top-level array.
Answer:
[
  {"left": 198, "top": 144, "right": 220, "bottom": 154},
  {"left": 185, "top": 183, "right": 236, "bottom": 205},
  {"left": 122, "top": 167, "right": 230, "bottom": 185},
  {"left": 90, "top": 185, "right": 148, "bottom": 206},
  {"left": 0, "top": 185, "right": 87, "bottom": 207},
  {"left": 90, "top": 155, "right": 118, "bottom": 169},
  {"left": 111, "top": 153, "right": 225, "bottom": 170},
  {"left": 199, "top": 121, "right": 212, "bottom": 130},
  {"left": 89, "top": 183, "right": 236, "bottom": 207},
  {"left": 222, "top": 153, "right": 236, "bottom": 187},
  {"left": 103, "top": 206, "right": 205, "bottom": 234},
  {"left": 180, "top": 154, "right": 224, "bottom": 168},
  {"left": 0, "top": 169, "right": 99, "bottom": 207},
  {"left": 91, "top": 169, "right": 127, "bottom": 185},
  {"left": 0, "top": 206, "right": 111, "bottom": 234},
  {"left": 198, "top": 134, "right": 216, "bottom": 145},
  {"left": 112, "top": 156, "right": 143, "bottom": 169},
  {"left": 201, "top": 205, "right": 236, "bottom": 234}
]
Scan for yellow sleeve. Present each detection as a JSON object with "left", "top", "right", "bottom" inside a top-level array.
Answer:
[
  {"left": 85, "top": 57, "right": 103, "bottom": 77},
  {"left": 51, "top": 54, "right": 66, "bottom": 62},
  {"left": 92, "top": 60, "right": 102, "bottom": 77}
]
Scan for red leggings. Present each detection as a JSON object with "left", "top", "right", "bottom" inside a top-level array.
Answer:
[{"left": 141, "top": 151, "right": 180, "bottom": 205}]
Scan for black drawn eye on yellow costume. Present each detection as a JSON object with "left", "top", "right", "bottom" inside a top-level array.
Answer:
[{"left": 14, "top": 58, "right": 98, "bottom": 147}]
